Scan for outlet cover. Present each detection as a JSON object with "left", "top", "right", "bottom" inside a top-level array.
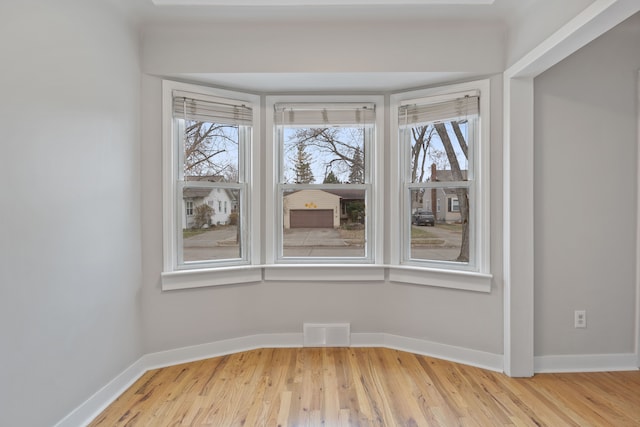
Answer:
[{"left": 574, "top": 310, "right": 586, "bottom": 328}]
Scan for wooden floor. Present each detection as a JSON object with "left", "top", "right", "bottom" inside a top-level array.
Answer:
[{"left": 89, "top": 348, "right": 640, "bottom": 427}]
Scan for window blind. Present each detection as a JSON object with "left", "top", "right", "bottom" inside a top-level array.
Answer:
[
  {"left": 399, "top": 95, "right": 479, "bottom": 126},
  {"left": 275, "top": 103, "right": 376, "bottom": 126},
  {"left": 173, "top": 92, "right": 252, "bottom": 125}
]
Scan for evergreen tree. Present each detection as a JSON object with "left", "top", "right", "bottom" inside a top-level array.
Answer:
[
  {"left": 323, "top": 170, "right": 341, "bottom": 184},
  {"left": 348, "top": 146, "right": 364, "bottom": 184},
  {"left": 294, "top": 142, "right": 315, "bottom": 183}
]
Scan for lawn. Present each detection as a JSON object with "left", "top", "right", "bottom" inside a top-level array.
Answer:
[
  {"left": 436, "top": 223, "right": 463, "bottom": 233},
  {"left": 411, "top": 226, "right": 438, "bottom": 238},
  {"left": 183, "top": 229, "right": 208, "bottom": 239}
]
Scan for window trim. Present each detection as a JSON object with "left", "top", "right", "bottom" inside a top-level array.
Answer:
[
  {"left": 389, "top": 79, "right": 492, "bottom": 291},
  {"left": 161, "top": 80, "right": 490, "bottom": 292},
  {"left": 161, "top": 80, "right": 262, "bottom": 289},
  {"left": 264, "top": 94, "right": 385, "bottom": 271}
]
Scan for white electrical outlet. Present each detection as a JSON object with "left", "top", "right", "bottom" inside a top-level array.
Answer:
[{"left": 574, "top": 310, "right": 587, "bottom": 328}]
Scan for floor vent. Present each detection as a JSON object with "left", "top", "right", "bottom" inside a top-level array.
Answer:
[{"left": 303, "top": 323, "right": 350, "bottom": 347}]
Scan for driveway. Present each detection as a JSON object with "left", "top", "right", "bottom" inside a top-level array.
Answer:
[{"left": 283, "top": 227, "right": 346, "bottom": 247}]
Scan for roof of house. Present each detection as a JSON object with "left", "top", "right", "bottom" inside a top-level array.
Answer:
[
  {"left": 432, "top": 169, "right": 468, "bottom": 182},
  {"left": 186, "top": 175, "right": 225, "bottom": 182},
  {"left": 284, "top": 188, "right": 365, "bottom": 201},
  {"left": 183, "top": 188, "right": 212, "bottom": 199}
]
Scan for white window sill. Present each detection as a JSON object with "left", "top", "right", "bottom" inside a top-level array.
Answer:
[
  {"left": 388, "top": 265, "right": 492, "bottom": 293},
  {"left": 161, "top": 264, "right": 492, "bottom": 292},
  {"left": 161, "top": 265, "right": 263, "bottom": 291}
]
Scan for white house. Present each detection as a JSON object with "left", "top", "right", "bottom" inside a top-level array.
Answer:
[
  {"left": 183, "top": 175, "right": 237, "bottom": 228},
  {"left": 2, "top": 1, "right": 639, "bottom": 426},
  {"left": 182, "top": 187, "right": 236, "bottom": 228}
]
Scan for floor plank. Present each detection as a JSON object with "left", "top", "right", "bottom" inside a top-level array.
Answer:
[{"left": 88, "top": 348, "right": 640, "bottom": 427}]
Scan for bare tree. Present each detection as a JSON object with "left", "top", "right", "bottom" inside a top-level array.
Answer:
[
  {"left": 410, "top": 126, "right": 435, "bottom": 184},
  {"left": 290, "top": 127, "right": 364, "bottom": 183},
  {"left": 184, "top": 121, "right": 238, "bottom": 178},
  {"left": 193, "top": 204, "right": 214, "bottom": 229},
  {"left": 434, "top": 122, "right": 469, "bottom": 262}
]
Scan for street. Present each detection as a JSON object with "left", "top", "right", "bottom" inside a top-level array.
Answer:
[{"left": 183, "top": 224, "right": 463, "bottom": 262}]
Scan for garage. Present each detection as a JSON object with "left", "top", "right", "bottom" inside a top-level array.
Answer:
[{"left": 290, "top": 209, "right": 333, "bottom": 228}]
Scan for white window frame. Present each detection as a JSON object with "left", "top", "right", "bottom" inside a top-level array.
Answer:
[
  {"left": 160, "top": 81, "right": 490, "bottom": 292},
  {"left": 389, "top": 79, "right": 492, "bottom": 292},
  {"left": 264, "top": 95, "right": 385, "bottom": 280},
  {"left": 161, "top": 80, "right": 262, "bottom": 290}
]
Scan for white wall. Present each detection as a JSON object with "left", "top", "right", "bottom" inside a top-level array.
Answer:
[
  {"left": 0, "top": 1, "right": 143, "bottom": 426},
  {"left": 534, "top": 12, "right": 640, "bottom": 357},
  {"left": 139, "top": 21, "right": 505, "bottom": 357},
  {"left": 142, "top": 19, "right": 504, "bottom": 75},
  {"left": 505, "top": 0, "right": 595, "bottom": 67}
]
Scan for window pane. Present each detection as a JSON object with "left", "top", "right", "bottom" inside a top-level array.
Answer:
[
  {"left": 281, "top": 127, "right": 366, "bottom": 184},
  {"left": 183, "top": 120, "right": 240, "bottom": 182},
  {"left": 282, "top": 188, "right": 366, "bottom": 258},
  {"left": 182, "top": 187, "right": 241, "bottom": 263},
  {"left": 409, "top": 187, "right": 469, "bottom": 264},
  {"left": 408, "top": 121, "right": 470, "bottom": 184}
]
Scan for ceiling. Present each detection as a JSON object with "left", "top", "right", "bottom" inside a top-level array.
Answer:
[
  {"left": 120, "top": 0, "right": 540, "bottom": 25},
  {"left": 152, "top": 0, "right": 496, "bottom": 5},
  {"left": 118, "top": 0, "right": 563, "bottom": 91}
]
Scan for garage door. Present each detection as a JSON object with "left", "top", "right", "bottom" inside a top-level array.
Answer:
[{"left": 290, "top": 209, "right": 333, "bottom": 228}]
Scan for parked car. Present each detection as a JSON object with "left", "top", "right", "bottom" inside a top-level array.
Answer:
[{"left": 411, "top": 209, "right": 435, "bottom": 226}]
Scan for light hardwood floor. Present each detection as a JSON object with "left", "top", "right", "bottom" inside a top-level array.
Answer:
[{"left": 89, "top": 348, "right": 640, "bottom": 426}]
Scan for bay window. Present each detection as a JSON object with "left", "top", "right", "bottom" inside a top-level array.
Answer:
[{"left": 161, "top": 80, "right": 490, "bottom": 291}]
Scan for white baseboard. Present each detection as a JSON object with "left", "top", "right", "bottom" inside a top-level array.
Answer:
[
  {"left": 55, "top": 336, "right": 640, "bottom": 426},
  {"left": 53, "top": 332, "right": 502, "bottom": 426},
  {"left": 55, "top": 334, "right": 303, "bottom": 427},
  {"left": 53, "top": 357, "right": 147, "bottom": 427},
  {"left": 142, "top": 333, "right": 304, "bottom": 370},
  {"left": 383, "top": 334, "right": 504, "bottom": 372},
  {"left": 535, "top": 353, "right": 639, "bottom": 373}
]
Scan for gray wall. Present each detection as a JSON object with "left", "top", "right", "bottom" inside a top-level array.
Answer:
[
  {"left": 534, "top": 12, "right": 640, "bottom": 356},
  {"left": 505, "top": 0, "right": 595, "bottom": 67},
  {"left": 0, "top": 1, "right": 143, "bottom": 426},
  {"left": 139, "top": 20, "right": 505, "bottom": 357},
  {"left": 2, "top": 2, "right": 637, "bottom": 426},
  {"left": 142, "top": 19, "right": 503, "bottom": 75}
]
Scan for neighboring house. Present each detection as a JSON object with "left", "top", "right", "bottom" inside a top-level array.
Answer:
[
  {"left": 423, "top": 188, "right": 461, "bottom": 223},
  {"left": 283, "top": 189, "right": 341, "bottom": 229},
  {"left": 182, "top": 176, "right": 237, "bottom": 229},
  {"left": 416, "top": 165, "right": 467, "bottom": 223},
  {"left": 324, "top": 189, "right": 366, "bottom": 224}
]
